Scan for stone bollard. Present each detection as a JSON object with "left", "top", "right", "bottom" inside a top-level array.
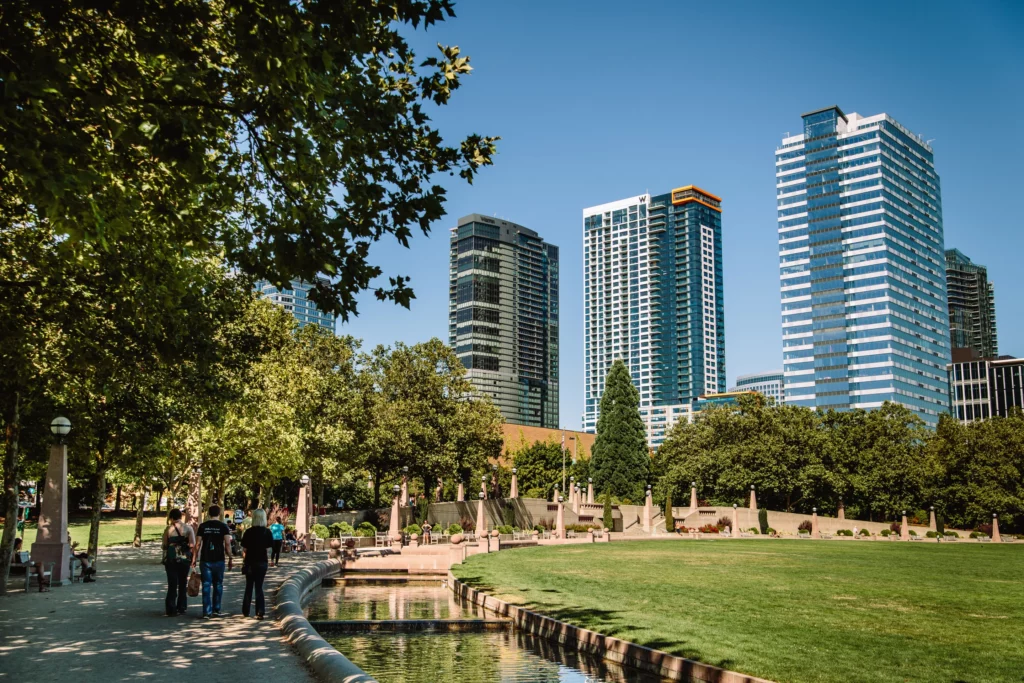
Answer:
[
  {"left": 992, "top": 514, "right": 1001, "bottom": 543},
  {"left": 588, "top": 529, "right": 595, "bottom": 543},
  {"left": 328, "top": 538, "right": 342, "bottom": 559},
  {"left": 602, "top": 527, "right": 611, "bottom": 543},
  {"left": 900, "top": 511, "right": 909, "bottom": 541},
  {"left": 450, "top": 533, "right": 464, "bottom": 545},
  {"left": 409, "top": 533, "right": 419, "bottom": 548},
  {"left": 532, "top": 530, "right": 539, "bottom": 542}
]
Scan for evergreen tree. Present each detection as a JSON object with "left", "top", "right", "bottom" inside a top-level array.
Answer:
[
  {"left": 664, "top": 487, "right": 674, "bottom": 532},
  {"left": 591, "top": 360, "right": 648, "bottom": 502},
  {"left": 758, "top": 508, "right": 769, "bottom": 535},
  {"left": 603, "top": 490, "right": 613, "bottom": 530}
]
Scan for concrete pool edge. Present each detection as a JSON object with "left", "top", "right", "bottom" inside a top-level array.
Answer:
[
  {"left": 448, "top": 572, "right": 773, "bottom": 683},
  {"left": 275, "top": 558, "right": 377, "bottom": 683}
]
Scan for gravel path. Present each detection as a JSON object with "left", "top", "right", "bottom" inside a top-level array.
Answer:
[{"left": 0, "top": 545, "right": 316, "bottom": 682}]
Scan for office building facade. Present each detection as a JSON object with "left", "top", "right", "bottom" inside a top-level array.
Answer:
[
  {"left": 256, "top": 278, "right": 337, "bottom": 331},
  {"left": 945, "top": 248, "right": 998, "bottom": 359},
  {"left": 777, "top": 106, "right": 950, "bottom": 426},
  {"left": 730, "top": 371, "right": 785, "bottom": 404},
  {"left": 583, "top": 186, "right": 725, "bottom": 435},
  {"left": 449, "top": 214, "right": 559, "bottom": 428},
  {"left": 948, "top": 355, "right": 1023, "bottom": 424}
]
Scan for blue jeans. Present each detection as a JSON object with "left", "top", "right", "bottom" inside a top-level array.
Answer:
[{"left": 200, "top": 561, "right": 225, "bottom": 615}]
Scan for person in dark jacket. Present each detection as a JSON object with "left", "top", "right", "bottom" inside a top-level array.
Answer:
[{"left": 240, "top": 508, "right": 274, "bottom": 619}]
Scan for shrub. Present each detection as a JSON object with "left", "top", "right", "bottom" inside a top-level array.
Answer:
[
  {"left": 461, "top": 518, "right": 476, "bottom": 532},
  {"left": 978, "top": 523, "right": 994, "bottom": 536},
  {"left": 909, "top": 529, "right": 918, "bottom": 536},
  {"left": 936, "top": 513, "right": 945, "bottom": 535},
  {"left": 403, "top": 523, "right": 422, "bottom": 536},
  {"left": 446, "top": 523, "right": 463, "bottom": 535},
  {"left": 836, "top": 529, "right": 853, "bottom": 537},
  {"left": 758, "top": 508, "right": 769, "bottom": 535},
  {"left": 676, "top": 524, "right": 688, "bottom": 533},
  {"left": 311, "top": 523, "right": 329, "bottom": 539},
  {"left": 497, "top": 525, "right": 514, "bottom": 534},
  {"left": 356, "top": 521, "right": 377, "bottom": 537},
  {"left": 890, "top": 521, "right": 901, "bottom": 534},
  {"left": 926, "top": 530, "right": 938, "bottom": 538},
  {"left": 798, "top": 520, "right": 813, "bottom": 533},
  {"left": 664, "top": 488, "right": 674, "bottom": 531},
  {"left": 880, "top": 529, "right": 892, "bottom": 537},
  {"left": 748, "top": 527, "right": 759, "bottom": 535},
  {"left": 969, "top": 531, "right": 985, "bottom": 539},
  {"left": 716, "top": 515, "right": 732, "bottom": 530},
  {"left": 502, "top": 506, "right": 516, "bottom": 528},
  {"left": 603, "top": 491, "right": 613, "bottom": 530},
  {"left": 766, "top": 527, "right": 776, "bottom": 535},
  {"left": 859, "top": 528, "right": 871, "bottom": 536},
  {"left": 329, "top": 521, "right": 355, "bottom": 537},
  {"left": 698, "top": 524, "right": 719, "bottom": 534},
  {"left": 944, "top": 531, "right": 960, "bottom": 538}
]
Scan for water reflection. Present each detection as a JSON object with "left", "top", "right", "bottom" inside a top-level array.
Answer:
[
  {"left": 305, "top": 582, "right": 489, "bottom": 621},
  {"left": 326, "top": 631, "right": 672, "bottom": 683}
]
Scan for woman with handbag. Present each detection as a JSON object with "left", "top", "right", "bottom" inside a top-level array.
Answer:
[
  {"left": 161, "top": 509, "right": 196, "bottom": 616},
  {"left": 240, "top": 509, "right": 274, "bottom": 619}
]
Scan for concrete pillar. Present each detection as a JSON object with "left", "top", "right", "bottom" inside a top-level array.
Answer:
[
  {"left": 749, "top": 485, "right": 757, "bottom": 511},
  {"left": 689, "top": 482, "right": 698, "bottom": 513},
  {"left": 457, "top": 481, "right": 464, "bottom": 502},
  {"left": 900, "top": 511, "right": 909, "bottom": 541},
  {"left": 811, "top": 507, "right": 819, "bottom": 539},
  {"left": 296, "top": 481, "right": 310, "bottom": 537},
  {"left": 928, "top": 506, "right": 936, "bottom": 531},
  {"left": 388, "top": 489, "right": 401, "bottom": 541},
  {"left": 480, "top": 476, "right": 488, "bottom": 500},
  {"left": 400, "top": 475, "right": 408, "bottom": 508},
  {"left": 587, "top": 479, "right": 594, "bottom": 505},
  {"left": 992, "top": 514, "right": 1001, "bottom": 543},
  {"left": 642, "top": 486, "right": 652, "bottom": 533},
  {"left": 435, "top": 478, "right": 443, "bottom": 503},
  {"left": 552, "top": 485, "right": 559, "bottom": 504},
  {"left": 555, "top": 497, "right": 565, "bottom": 539},
  {"left": 733, "top": 504, "right": 741, "bottom": 537},
  {"left": 838, "top": 500, "right": 845, "bottom": 521},
  {"left": 510, "top": 470, "right": 518, "bottom": 499},
  {"left": 476, "top": 494, "right": 487, "bottom": 536},
  {"left": 572, "top": 486, "right": 581, "bottom": 514},
  {"left": 31, "top": 443, "right": 72, "bottom": 585}
]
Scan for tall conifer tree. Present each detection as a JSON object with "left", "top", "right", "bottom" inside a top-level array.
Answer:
[{"left": 591, "top": 360, "right": 648, "bottom": 502}]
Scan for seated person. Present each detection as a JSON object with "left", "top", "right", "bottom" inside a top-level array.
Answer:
[
  {"left": 284, "top": 528, "right": 298, "bottom": 551},
  {"left": 68, "top": 532, "right": 96, "bottom": 582}
]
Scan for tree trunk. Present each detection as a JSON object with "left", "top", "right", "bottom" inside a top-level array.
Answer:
[
  {"left": 0, "top": 392, "right": 22, "bottom": 596},
  {"left": 133, "top": 485, "right": 148, "bottom": 547},
  {"left": 88, "top": 458, "right": 108, "bottom": 560},
  {"left": 114, "top": 485, "right": 122, "bottom": 512},
  {"left": 373, "top": 467, "right": 382, "bottom": 508}
]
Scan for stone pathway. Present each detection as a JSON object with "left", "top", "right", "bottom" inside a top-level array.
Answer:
[{"left": 0, "top": 545, "right": 316, "bottom": 682}]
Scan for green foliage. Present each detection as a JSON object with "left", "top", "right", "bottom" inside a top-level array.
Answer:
[
  {"left": 766, "top": 527, "right": 777, "bottom": 535},
  {"left": 798, "top": 520, "right": 813, "bottom": 533},
  {"left": 603, "top": 490, "right": 614, "bottom": 530},
  {"left": 936, "top": 513, "right": 945, "bottom": 535},
  {"left": 403, "top": 523, "right": 422, "bottom": 536},
  {"left": 511, "top": 438, "right": 564, "bottom": 501},
  {"left": 944, "top": 531, "right": 960, "bottom": 538},
  {"left": 496, "top": 525, "right": 514, "bottom": 535},
  {"left": 758, "top": 508, "right": 769, "bottom": 535},
  {"left": 446, "top": 523, "right": 463, "bottom": 535},
  {"left": 502, "top": 505, "right": 516, "bottom": 528},
  {"left": 926, "top": 530, "right": 939, "bottom": 538},
  {"left": 881, "top": 529, "right": 892, "bottom": 537},
  {"left": 591, "top": 361, "right": 649, "bottom": 501},
  {"left": 859, "top": 528, "right": 871, "bottom": 536},
  {"left": 330, "top": 522, "right": 355, "bottom": 537},
  {"left": 356, "top": 521, "right": 377, "bottom": 537},
  {"left": 664, "top": 486, "right": 674, "bottom": 531},
  {"left": 311, "top": 523, "right": 329, "bottom": 539},
  {"left": 837, "top": 529, "right": 853, "bottom": 536}
]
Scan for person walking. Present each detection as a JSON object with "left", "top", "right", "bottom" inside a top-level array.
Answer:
[
  {"left": 269, "top": 515, "right": 285, "bottom": 567},
  {"left": 162, "top": 509, "right": 195, "bottom": 616},
  {"left": 241, "top": 509, "right": 274, "bottom": 619},
  {"left": 194, "top": 504, "right": 233, "bottom": 618}
]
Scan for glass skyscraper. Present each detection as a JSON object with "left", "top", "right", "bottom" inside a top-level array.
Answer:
[
  {"left": 777, "top": 106, "right": 950, "bottom": 426},
  {"left": 583, "top": 186, "right": 725, "bottom": 435},
  {"left": 945, "top": 248, "right": 998, "bottom": 359},
  {"left": 449, "top": 214, "right": 559, "bottom": 428},
  {"left": 256, "top": 277, "right": 337, "bottom": 332}
]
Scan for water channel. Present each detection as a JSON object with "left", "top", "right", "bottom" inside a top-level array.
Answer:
[{"left": 304, "top": 579, "right": 673, "bottom": 683}]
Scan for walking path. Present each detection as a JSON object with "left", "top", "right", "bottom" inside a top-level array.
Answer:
[{"left": 0, "top": 545, "right": 316, "bottom": 682}]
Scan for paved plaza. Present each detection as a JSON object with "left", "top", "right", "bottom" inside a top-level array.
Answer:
[{"left": 0, "top": 546, "right": 315, "bottom": 683}]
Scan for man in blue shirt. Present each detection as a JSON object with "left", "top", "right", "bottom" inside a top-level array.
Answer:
[{"left": 269, "top": 516, "right": 286, "bottom": 567}]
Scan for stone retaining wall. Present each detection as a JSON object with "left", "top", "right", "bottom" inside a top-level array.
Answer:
[
  {"left": 449, "top": 574, "right": 771, "bottom": 683},
  {"left": 274, "top": 558, "right": 377, "bottom": 682}
]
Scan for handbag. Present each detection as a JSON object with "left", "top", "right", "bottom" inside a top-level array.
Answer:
[{"left": 186, "top": 566, "right": 202, "bottom": 597}]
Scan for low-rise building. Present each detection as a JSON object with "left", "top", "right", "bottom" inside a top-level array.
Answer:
[
  {"left": 947, "top": 350, "right": 1024, "bottom": 424},
  {"left": 730, "top": 371, "right": 784, "bottom": 404}
]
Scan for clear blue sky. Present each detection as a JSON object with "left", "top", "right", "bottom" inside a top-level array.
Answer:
[{"left": 340, "top": 0, "right": 1024, "bottom": 429}]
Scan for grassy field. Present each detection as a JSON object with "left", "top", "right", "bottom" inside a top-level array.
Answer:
[
  {"left": 452, "top": 539, "right": 1024, "bottom": 683},
  {"left": 4, "top": 516, "right": 168, "bottom": 548}
]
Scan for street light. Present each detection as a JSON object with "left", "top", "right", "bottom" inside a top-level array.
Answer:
[
  {"left": 512, "top": 468, "right": 517, "bottom": 474},
  {"left": 392, "top": 484, "right": 401, "bottom": 498},
  {"left": 50, "top": 416, "right": 71, "bottom": 444},
  {"left": 479, "top": 491, "right": 485, "bottom": 499},
  {"left": 300, "top": 474, "right": 310, "bottom": 486}
]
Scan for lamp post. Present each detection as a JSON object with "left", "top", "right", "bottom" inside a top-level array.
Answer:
[
  {"left": 32, "top": 417, "right": 73, "bottom": 585},
  {"left": 400, "top": 466, "right": 409, "bottom": 508},
  {"left": 389, "top": 484, "right": 402, "bottom": 541},
  {"left": 296, "top": 474, "right": 311, "bottom": 537}
]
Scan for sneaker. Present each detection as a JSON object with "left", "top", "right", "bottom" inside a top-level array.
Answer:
[
  {"left": 203, "top": 613, "right": 212, "bottom": 619},
  {"left": 212, "top": 610, "right": 222, "bottom": 616},
  {"left": 83, "top": 576, "right": 96, "bottom": 583}
]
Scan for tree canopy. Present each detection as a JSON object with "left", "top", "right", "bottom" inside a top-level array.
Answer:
[{"left": 591, "top": 360, "right": 648, "bottom": 503}]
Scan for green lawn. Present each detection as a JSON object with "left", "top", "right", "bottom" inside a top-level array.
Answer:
[
  {"left": 4, "top": 516, "right": 167, "bottom": 549},
  {"left": 452, "top": 540, "right": 1024, "bottom": 683}
]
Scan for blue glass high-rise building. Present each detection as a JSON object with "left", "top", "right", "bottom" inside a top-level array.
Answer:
[
  {"left": 777, "top": 106, "right": 950, "bottom": 425},
  {"left": 583, "top": 186, "right": 725, "bottom": 437},
  {"left": 255, "top": 277, "right": 337, "bottom": 332}
]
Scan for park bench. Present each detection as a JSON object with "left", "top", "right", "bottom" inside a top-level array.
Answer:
[
  {"left": 910, "top": 535, "right": 925, "bottom": 542},
  {"left": 566, "top": 530, "right": 577, "bottom": 539},
  {"left": 798, "top": 531, "right": 810, "bottom": 539},
  {"left": 942, "top": 535, "right": 958, "bottom": 542},
  {"left": 819, "top": 533, "right": 833, "bottom": 540},
  {"left": 374, "top": 533, "right": 391, "bottom": 548},
  {"left": 978, "top": 537, "right": 992, "bottom": 543},
  {"left": 1000, "top": 536, "right": 1016, "bottom": 543}
]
